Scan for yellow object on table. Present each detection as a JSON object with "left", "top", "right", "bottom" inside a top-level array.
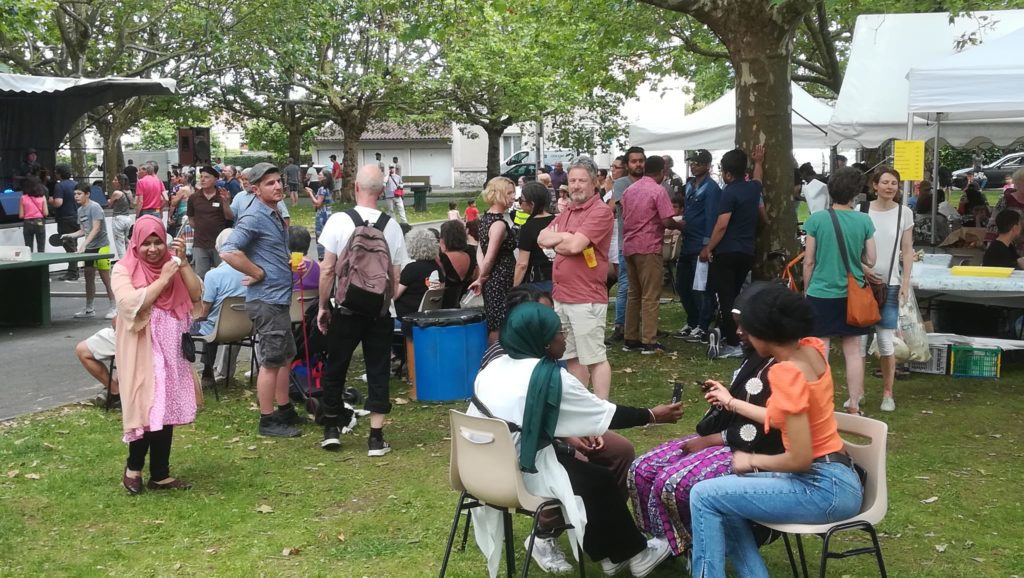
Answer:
[{"left": 950, "top": 266, "right": 1014, "bottom": 278}]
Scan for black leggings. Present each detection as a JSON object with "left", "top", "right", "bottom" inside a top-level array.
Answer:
[
  {"left": 126, "top": 426, "right": 174, "bottom": 481},
  {"left": 556, "top": 451, "right": 648, "bottom": 564}
]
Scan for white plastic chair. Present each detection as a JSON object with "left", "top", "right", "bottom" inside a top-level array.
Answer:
[
  {"left": 754, "top": 412, "right": 889, "bottom": 578},
  {"left": 191, "top": 296, "right": 254, "bottom": 397},
  {"left": 418, "top": 287, "right": 446, "bottom": 312},
  {"left": 439, "top": 410, "right": 585, "bottom": 578}
]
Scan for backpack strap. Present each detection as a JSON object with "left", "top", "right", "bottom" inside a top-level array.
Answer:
[
  {"left": 373, "top": 211, "right": 391, "bottom": 232},
  {"left": 345, "top": 207, "right": 367, "bottom": 228},
  {"left": 470, "top": 394, "right": 521, "bottom": 433}
]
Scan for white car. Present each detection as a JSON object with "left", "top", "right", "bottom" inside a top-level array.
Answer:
[{"left": 503, "top": 148, "right": 576, "bottom": 167}]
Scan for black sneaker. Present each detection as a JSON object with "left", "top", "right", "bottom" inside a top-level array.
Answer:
[
  {"left": 273, "top": 405, "right": 303, "bottom": 426},
  {"left": 321, "top": 426, "right": 341, "bottom": 450},
  {"left": 642, "top": 342, "right": 669, "bottom": 355},
  {"left": 367, "top": 437, "right": 392, "bottom": 457},
  {"left": 259, "top": 419, "right": 302, "bottom": 438},
  {"left": 605, "top": 326, "right": 625, "bottom": 345},
  {"left": 622, "top": 340, "right": 643, "bottom": 352}
]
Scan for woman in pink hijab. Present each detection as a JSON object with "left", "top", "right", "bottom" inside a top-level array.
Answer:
[{"left": 111, "top": 216, "right": 202, "bottom": 494}]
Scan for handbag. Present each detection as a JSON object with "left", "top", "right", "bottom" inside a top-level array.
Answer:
[
  {"left": 869, "top": 203, "right": 903, "bottom": 307},
  {"left": 181, "top": 332, "right": 196, "bottom": 362},
  {"left": 390, "top": 175, "right": 404, "bottom": 197},
  {"left": 828, "top": 209, "right": 881, "bottom": 327}
]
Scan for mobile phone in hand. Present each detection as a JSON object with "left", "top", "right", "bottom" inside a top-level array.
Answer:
[
  {"left": 671, "top": 382, "right": 684, "bottom": 404},
  {"left": 698, "top": 380, "right": 714, "bottom": 393}
]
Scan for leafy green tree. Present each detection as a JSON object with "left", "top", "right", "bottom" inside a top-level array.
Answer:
[
  {"left": 243, "top": 120, "right": 318, "bottom": 161},
  {"left": 0, "top": 0, "right": 236, "bottom": 186},
  {"left": 431, "top": 0, "right": 653, "bottom": 181}
]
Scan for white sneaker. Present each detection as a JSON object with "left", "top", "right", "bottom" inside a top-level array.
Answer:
[
  {"left": 717, "top": 344, "right": 745, "bottom": 359},
  {"left": 600, "top": 558, "right": 628, "bottom": 576},
  {"left": 104, "top": 308, "right": 117, "bottom": 320},
  {"left": 842, "top": 395, "right": 865, "bottom": 410},
  {"left": 525, "top": 536, "right": 573, "bottom": 574},
  {"left": 628, "top": 537, "right": 671, "bottom": 577},
  {"left": 73, "top": 308, "right": 95, "bottom": 319},
  {"left": 880, "top": 396, "right": 896, "bottom": 412}
]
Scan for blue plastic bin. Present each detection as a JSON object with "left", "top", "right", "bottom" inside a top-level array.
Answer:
[{"left": 402, "top": 309, "right": 487, "bottom": 401}]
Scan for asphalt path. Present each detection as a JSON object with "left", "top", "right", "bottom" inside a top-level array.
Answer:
[{"left": 0, "top": 217, "right": 446, "bottom": 421}]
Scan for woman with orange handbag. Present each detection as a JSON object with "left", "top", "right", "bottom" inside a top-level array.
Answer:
[{"left": 801, "top": 167, "right": 877, "bottom": 416}]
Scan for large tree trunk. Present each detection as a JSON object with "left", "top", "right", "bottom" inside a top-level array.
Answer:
[
  {"left": 729, "top": 39, "right": 800, "bottom": 279},
  {"left": 482, "top": 123, "right": 508, "bottom": 183},
  {"left": 69, "top": 115, "right": 89, "bottom": 181},
  {"left": 336, "top": 117, "right": 368, "bottom": 203},
  {"left": 286, "top": 120, "right": 303, "bottom": 164}
]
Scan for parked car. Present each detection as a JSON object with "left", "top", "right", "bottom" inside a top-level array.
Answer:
[
  {"left": 503, "top": 148, "right": 576, "bottom": 167},
  {"left": 952, "top": 152, "right": 1024, "bottom": 189},
  {"left": 500, "top": 162, "right": 553, "bottom": 183}
]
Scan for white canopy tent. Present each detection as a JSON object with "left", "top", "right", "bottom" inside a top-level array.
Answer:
[
  {"left": 828, "top": 10, "right": 1024, "bottom": 149},
  {"left": 629, "top": 82, "right": 834, "bottom": 150},
  {"left": 908, "top": 25, "right": 1024, "bottom": 120}
]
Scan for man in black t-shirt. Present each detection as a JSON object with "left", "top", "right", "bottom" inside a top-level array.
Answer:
[
  {"left": 983, "top": 210, "right": 1024, "bottom": 269},
  {"left": 49, "top": 164, "right": 81, "bottom": 280},
  {"left": 122, "top": 160, "right": 138, "bottom": 193}
]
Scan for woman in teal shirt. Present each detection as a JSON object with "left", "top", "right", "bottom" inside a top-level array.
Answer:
[{"left": 801, "top": 167, "right": 876, "bottom": 415}]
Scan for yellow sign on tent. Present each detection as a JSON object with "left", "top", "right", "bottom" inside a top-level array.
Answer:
[{"left": 893, "top": 140, "right": 925, "bottom": 181}]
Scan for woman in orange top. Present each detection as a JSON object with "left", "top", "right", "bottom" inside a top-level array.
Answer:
[{"left": 689, "top": 283, "right": 863, "bottom": 577}]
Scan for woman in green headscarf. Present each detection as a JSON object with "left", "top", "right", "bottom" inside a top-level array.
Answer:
[{"left": 470, "top": 302, "right": 683, "bottom": 578}]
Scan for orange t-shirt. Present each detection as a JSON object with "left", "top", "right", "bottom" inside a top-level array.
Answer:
[{"left": 764, "top": 337, "right": 845, "bottom": 458}]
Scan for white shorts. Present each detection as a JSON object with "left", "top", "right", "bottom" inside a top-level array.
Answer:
[
  {"left": 554, "top": 301, "right": 608, "bottom": 366},
  {"left": 85, "top": 327, "right": 116, "bottom": 361}
]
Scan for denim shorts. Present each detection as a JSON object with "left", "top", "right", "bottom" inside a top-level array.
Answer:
[
  {"left": 246, "top": 300, "right": 296, "bottom": 368},
  {"left": 878, "top": 285, "right": 900, "bottom": 330}
]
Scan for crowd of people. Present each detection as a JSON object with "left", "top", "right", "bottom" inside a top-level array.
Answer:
[{"left": 40, "top": 142, "right": 1024, "bottom": 576}]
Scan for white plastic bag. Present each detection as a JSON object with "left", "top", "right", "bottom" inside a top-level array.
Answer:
[
  {"left": 693, "top": 260, "right": 709, "bottom": 291},
  {"left": 898, "top": 285, "right": 930, "bottom": 362}
]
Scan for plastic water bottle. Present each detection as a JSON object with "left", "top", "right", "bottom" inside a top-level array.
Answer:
[{"left": 428, "top": 270, "right": 440, "bottom": 289}]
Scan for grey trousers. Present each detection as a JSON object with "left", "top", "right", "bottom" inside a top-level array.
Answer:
[{"left": 192, "top": 246, "right": 221, "bottom": 279}]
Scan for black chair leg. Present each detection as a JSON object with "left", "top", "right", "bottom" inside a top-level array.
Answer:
[
  {"left": 818, "top": 532, "right": 830, "bottom": 578},
  {"left": 104, "top": 358, "right": 116, "bottom": 412},
  {"left": 503, "top": 511, "right": 515, "bottom": 577},
  {"left": 795, "top": 534, "right": 810, "bottom": 578},
  {"left": 576, "top": 540, "right": 586, "bottom": 578},
  {"left": 782, "top": 533, "right": 800, "bottom": 578},
  {"left": 225, "top": 344, "right": 234, "bottom": 390},
  {"left": 438, "top": 491, "right": 466, "bottom": 578},
  {"left": 865, "top": 525, "right": 888, "bottom": 578},
  {"left": 460, "top": 511, "right": 472, "bottom": 551},
  {"left": 523, "top": 512, "right": 543, "bottom": 578}
]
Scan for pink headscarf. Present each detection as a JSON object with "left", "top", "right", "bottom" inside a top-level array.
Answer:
[{"left": 119, "top": 215, "right": 193, "bottom": 319}]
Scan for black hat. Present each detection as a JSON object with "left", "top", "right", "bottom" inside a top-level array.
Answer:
[
  {"left": 686, "top": 149, "right": 712, "bottom": 164},
  {"left": 199, "top": 166, "right": 219, "bottom": 178}
]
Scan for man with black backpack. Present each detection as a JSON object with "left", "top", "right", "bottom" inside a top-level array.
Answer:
[{"left": 317, "top": 164, "right": 409, "bottom": 456}]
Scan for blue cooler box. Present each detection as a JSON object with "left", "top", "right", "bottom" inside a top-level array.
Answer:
[{"left": 402, "top": 309, "right": 487, "bottom": 401}]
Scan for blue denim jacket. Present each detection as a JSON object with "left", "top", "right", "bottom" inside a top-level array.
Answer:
[
  {"left": 682, "top": 176, "right": 722, "bottom": 256},
  {"left": 221, "top": 200, "right": 291, "bottom": 305}
]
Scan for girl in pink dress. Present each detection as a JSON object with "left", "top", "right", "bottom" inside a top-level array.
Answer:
[{"left": 111, "top": 216, "right": 203, "bottom": 494}]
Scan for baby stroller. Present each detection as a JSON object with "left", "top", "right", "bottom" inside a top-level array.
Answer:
[{"left": 289, "top": 298, "right": 361, "bottom": 424}]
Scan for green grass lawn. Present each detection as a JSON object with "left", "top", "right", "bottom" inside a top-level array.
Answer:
[{"left": 1, "top": 301, "right": 1021, "bottom": 577}]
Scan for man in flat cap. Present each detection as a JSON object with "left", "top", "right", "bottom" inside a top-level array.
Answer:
[
  {"left": 188, "top": 165, "right": 234, "bottom": 278},
  {"left": 220, "top": 163, "right": 303, "bottom": 438}
]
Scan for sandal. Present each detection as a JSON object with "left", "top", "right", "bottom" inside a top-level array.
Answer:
[
  {"left": 122, "top": 469, "right": 143, "bottom": 495},
  {"left": 146, "top": 478, "right": 192, "bottom": 491}
]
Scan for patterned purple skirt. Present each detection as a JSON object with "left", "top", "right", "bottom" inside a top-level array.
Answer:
[{"left": 628, "top": 435, "right": 734, "bottom": 555}]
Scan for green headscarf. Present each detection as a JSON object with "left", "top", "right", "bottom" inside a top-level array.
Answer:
[{"left": 500, "top": 302, "right": 563, "bottom": 473}]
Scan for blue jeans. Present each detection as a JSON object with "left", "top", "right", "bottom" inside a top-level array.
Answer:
[
  {"left": 878, "top": 285, "right": 900, "bottom": 330},
  {"left": 615, "top": 253, "right": 628, "bottom": 326},
  {"left": 690, "top": 462, "right": 863, "bottom": 577},
  {"left": 676, "top": 253, "right": 714, "bottom": 331}
]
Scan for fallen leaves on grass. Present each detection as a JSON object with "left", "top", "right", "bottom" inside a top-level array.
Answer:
[
  {"left": 934, "top": 544, "right": 948, "bottom": 553},
  {"left": 255, "top": 504, "right": 274, "bottom": 514},
  {"left": 337, "top": 532, "right": 346, "bottom": 542},
  {"left": 6, "top": 470, "right": 18, "bottom": 478},
  {"left": 394, "top": 397, "right": 409, "bottom": 405},
  {"left": 281, "top": 547, "right": 300, "bottom": 556},
  {"left": 921, "top": 496, "right": 939, "bottom": 504},
  {"left": 24, "top": 473, "right": 41, "bottom": 480}
]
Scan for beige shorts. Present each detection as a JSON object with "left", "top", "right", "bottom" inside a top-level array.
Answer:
[
  {"left": 85, "top": 327, "right": 116, "bottom": 361},
  {"left": 554, "top": 301, "right": 607, "bottom": 366}
]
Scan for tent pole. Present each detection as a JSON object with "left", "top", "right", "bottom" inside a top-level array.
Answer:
[{"left": 931, "top": 116, "right": 941, "bottom": 246}]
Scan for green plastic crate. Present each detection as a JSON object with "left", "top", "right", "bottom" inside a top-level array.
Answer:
[{"left": 949, "top": 346, "right": 1001, "bottom": 378}]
